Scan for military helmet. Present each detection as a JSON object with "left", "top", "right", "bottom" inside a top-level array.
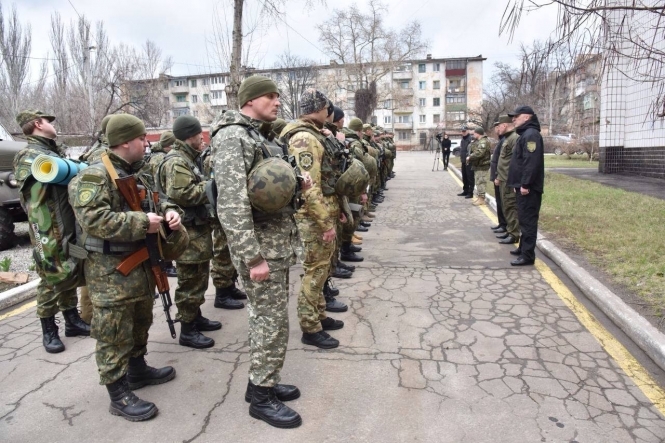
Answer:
[
  {"left": 335, "top": 159, "right": 370, "bottom": 198},
  {"left": 247, "top": 157, "right": 297, "bottom": 213}
]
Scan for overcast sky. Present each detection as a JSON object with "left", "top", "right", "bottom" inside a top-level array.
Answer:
[{"left": 16, "top": 0, "right": 558, "bottom": 83}]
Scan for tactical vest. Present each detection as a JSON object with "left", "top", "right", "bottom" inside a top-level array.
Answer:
[
  {"left": 283, "top": 124, "right": 343, "bottom": 196},
  {"left": 156, "top": 146, "right": 212, "bottom": 227},
  {"left": 78, "top": 163, "right": 159, "bottom": 255}
]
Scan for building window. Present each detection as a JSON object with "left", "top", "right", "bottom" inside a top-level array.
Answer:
[
  {"left": 433, "top": 80, "right": 440, "bottom": 89},
  {"left": 190, "top": 79, "right": 197, "bottom": 88},
  {"left": 433, "top": 97, "right": 441, "bottom": 106},
  {"left": 433, "top": 63, "right": 441, "bottom": 72},
  {"left": 420, "top": 132, "right": 427, "bottom": 146},
  {"left": 192, "top": 95, "right": 198, "bottom": 104},
  {"left": 384, "top": 115, "right": 392, "bottom": 124},
  {"left": 446, "top": 111, "right": 466, "bottom": 121},
  {"left": 418, "top": 98, "right": 426, "bottom": 107},
  {"left": 396, "top": 114, "right": 411, "bottom": 123},
  {"left": 433, "top": 114, "right": 441, "bottom": 124},
  {"left": 399, "top": 81, "right": 410, "bottom": 89},
  {"left": 398, "top": 131, "right": 410, "bottom": 141},
  {"left": 419, "top": 115, "right": 426, "bottom": 124},
  {"left": 173, "top": 109, "right": 189, "bottom": 117},
  {"left": 175, "top": 94, "right": 186, "bottom": 102},
  {"left": 446, "top": 95, "right": 466, "bottom": 104},
  {"left": 163, "top": 82, "right": 169, "bottom": 90},
  {"left": 203, "top": 94, "right": 210, "bottom": 103},
  {"left": 212, "top": 91, "right": 222, "bottom": 99},
  {"left": 202, "top": 78, "right": 209, "bottom": 86},
  {"left": 174, "top": 80, "right": 185, "bottom": 87},
  {"left": 384, "top": 99, "right": 392, "bottom": 109},
  {"left": 419, "top": 81, "right": 426, "bottom": 90},
  {"left": 448, "top": 78, "right": 465, "bottom": 92},
  {"left": 418, "top": 63, "right": 426, "bottom": 73},
  {"left": 446, "top": 60, "right": 466, "bottom": 70}
]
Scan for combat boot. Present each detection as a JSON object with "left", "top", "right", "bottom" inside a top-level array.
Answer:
[
  {"left": 106, "top": 375, "right": 157, "bottom": 422},
  {"left": 325, "top": 293, "right": 348, "bottom": 313},
  {"left": 321, "top": 317, "right": 344, "bottom": 330},
  {"left": 337, "top": 260, "right": 356, "bottom": 272},
  {"left": 179, "top": 321, "right": 215, "bottom": 349},
  {"left": 473, "top": 197, "right": 486, "bottom": 206},
  {"left": 348, "top": 244, "right": 362, "bottom": 253},
  {"left": 301, "top": 331, "right": 339, "bottom": 349},
  {"left": 331, "top": 265, "right": 352, "bottom": 279},
  {"left": 127, "top": 355, "right": 176, "bottom": 390},
  {"left": 323, "top": 278, "right": 340, "bottom": 297},
  {"left": 193, "top": 308, "right": 222, "bottom": 331},
  {"left": 355, "top": 225, "right": 368, "bottom": 233},
  {"left": 228, "top": 281, "right": 247, "bottom": 300},
  {"left": 245, "top": 381, "right": 300, "bottom": 403},
  {"left": 62, "top": 308, "right": 91, "bottom": 337},
  {"left": 353, "top": 233, "right": 363, "bottom": 241},
  {"left": 40, "top": 316, "right": 65, "bottom": 354},
  {"left": 359, "top": 221, "right": 371, "bottom": 228},
  {"left": 341, "top": 243, "right": 364, "bottom": 262},
  {"left": 214, "top": 286, "right": 245, "bottom": 310},
  {"left": 249, "top": 385, "right": 302, "bottom": 429},
  {"left": 351, "top": 236, "right": 363, "bottom": 246}
]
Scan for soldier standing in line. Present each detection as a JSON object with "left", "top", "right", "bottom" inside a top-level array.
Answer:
[
  {"left": 466, "top": 127, "right": 491, "bottom": 206},
  {"left": 158, "top": 115, "right": 221, "bottom": 349},
  {"left": 489, "top": 123, "right": 508, "bottom": 234},
  {"left": 507, "top": 105, "right": 545, "bottom": 266},
  {"left": 13, "top": 110, "right": 90, "bottom": 353},
  {"left": 147, "top": 130, "right": 175, "bottom": 177},
  {"left": 281, "top": 89, "right": 346, "bottom": 350},
  {"left": 494, "top": 115, "right": 521, "bottom": 245},
  {"left": 458, "top": 126, "right": 475, "bottom": 199},
  {"left": 68, "top": 114, "right": 188, "bottom": 421},
  {"left": 212, "top": 75, "right": 311, "bottom": 428}
]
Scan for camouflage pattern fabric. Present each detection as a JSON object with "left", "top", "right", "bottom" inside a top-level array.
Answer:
[
  {"left": 474, "top": 169, "right": 489, "bottom": 198},
  {"left": 211, "top": 110, "right": 298, "bottom": 387},
  {"left": 296, "top": 234, "right": 333, "bottom": 333},
  {"left": 16, "top": 110, "right": 55, "bottom": 127},
  {"left": 174, "top": 261, "right": 209, "bottom": 323},
  {"left": 468, "top": 136, "right": 492, "bottom": 170},
  {"left": 147, "top": 148, "right": 167, "bottom": 182},
  {"left": 211, "top": 222, "right": 237, "bottom": 288},
  {"left": 247, "top": 157, "right": 297, "bottom": 213},
  {"left": 80, "top": 135, "right": 108, "bottom": 164},
  {"left": 91, "top": 297, "right": 153, "bottom": 385},
  {"left": 14, "top": 135, "right": 82, "bottom": 317}
]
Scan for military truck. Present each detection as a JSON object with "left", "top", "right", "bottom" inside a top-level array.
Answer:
[{"left": 0, "top": 123, "right": 27, "bottom": 250}]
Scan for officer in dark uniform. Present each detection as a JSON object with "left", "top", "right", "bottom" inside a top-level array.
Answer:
[
  {"left": 457, "top": 126, "right": 474, "bottom": 198},
  {"left": 507, "top": 106, "right": 545, "bottom": 266}
]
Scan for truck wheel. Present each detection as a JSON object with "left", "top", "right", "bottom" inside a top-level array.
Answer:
[{"left": 0, "top": 208, "right": 17, "bottom": 251}]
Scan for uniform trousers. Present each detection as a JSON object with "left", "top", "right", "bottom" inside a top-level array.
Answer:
[{"left": 516, "top": 190, "right": 542, "bottom": 262}]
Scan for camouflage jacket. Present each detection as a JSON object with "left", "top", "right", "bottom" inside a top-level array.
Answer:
[
  {"left": 13, "top": 136, "right": 82, "bottom": 291},
  {"left": 68, "top": 150, "right": 187, "bottom": 306},
  {"left": 497, "top": 130, "right": 519, "bottom": 182},
  {"left": 80, "top": 135, "right": 108, "bottom": 164},
  {"left": 158, "top": 140, "right": 212, "bottom": 263},
  {"left": 282, "top": 120, "right": 338, "bottom": 235},
  {"left": 146, "top": 142, "right": 168, "bottom": 181},
  {"left": 468, "top": 136, "right": 491, "bottom": 170},
  {"left": 210, "top": 110, "right": 297, "bottom": 271}
]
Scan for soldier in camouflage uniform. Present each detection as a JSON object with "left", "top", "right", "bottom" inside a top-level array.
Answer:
[
  {"left": 13, "top": 110, "right": 90, "bottom": 354},
  {"left": 282, "top": 89, "right": 345, "bottom": 351},
  {"left": 211, "top": 76, "right": 310, "bottom": 428},
  {"left": 495, "top": 115, "right": 521, "bottom": 244},
  {"left": 158, "top": 116, "right": 221, "bottom": 349},
  {"left": 147, "top": 130, "right": 175, "bottom": 177},
  {"left": 68, "top": 114, "right": 188, "bottom": 421},
  {"left": 466, "top": 127, "right": 491, "bottom": 206}
]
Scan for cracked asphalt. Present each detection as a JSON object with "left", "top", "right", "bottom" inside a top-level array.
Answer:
[{"left": 1, "top": 151, "right": 665, "bottom": 442}]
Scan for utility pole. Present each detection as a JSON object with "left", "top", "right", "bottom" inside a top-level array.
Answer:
[{"left": 86, "top": 45, "right": 96, "bottom": 141}]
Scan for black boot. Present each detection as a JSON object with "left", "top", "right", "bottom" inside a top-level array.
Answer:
[
  {"left": 249, "top": 385, "right": 302, "bottom": 428},
  {"left": 245, "top": 381, "right": 300, "bottom": 403},
  {"left": 337, "top": 260, "right": 355, "bottom": 272},
  {"left": 193, "top": 308, "right": 222, "bottom": 331},
  {"left": 227, "top": 281, "right": 247, "bottom": 300},
  {"left": 331, "top": 265, "right": 352, "bottom": 279},
  {"left": 301, "top": 331, "right": 339, "bottom": 349},
  {"left": 321, "top": 317, "right": 344, "bottom": 330},
  {"left": 325, "top": 293, "right": 348, "bottom": 313},
  {"left": 323, "top": 278, "right": 339, "bottom": 297},
  {"left": 348, "top": 244, "right": 362, "bottom": 252},
  {"left": 340, "top": 243, "right": 364, "bottom": 262},
  {"left": 214, "top": 287, "right": 245, "bottom": 310},
  {"left": 179, "top": 321, "right": 215, "bottom": 349},
  {"left": 106, "top": 375, "right": 157, "bottom": 422},
  {"left": 355, "top": 225, "right": 369, "bottom": 232},
  {"left": 40, "top": 316, "right": 65, "bottom": 354},
  {"left": 127, "top": 355, "right": 176, "bottom": 390},
  {"left": 62, "top": 308, "right": 91, "bottom": 337}
]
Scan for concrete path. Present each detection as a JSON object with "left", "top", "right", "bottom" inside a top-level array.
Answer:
[{"left": 1, "top": 152, "right": 664, "bottom": 443}]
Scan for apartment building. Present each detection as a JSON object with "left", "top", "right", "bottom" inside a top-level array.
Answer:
[{"left": 137, "top": 54, "right": 484, "bottom": 150}]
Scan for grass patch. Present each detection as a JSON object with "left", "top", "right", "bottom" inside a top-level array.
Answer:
[
  {"left": 544, "top": 154, "right": 598, "bottom": 169},
  {"left": 540, "top": 172, "right": 665, "bottom": 315}
]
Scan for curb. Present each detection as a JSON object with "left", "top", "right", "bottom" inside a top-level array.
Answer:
[
  {"left": 448, "top": 164, "right": 665, "bottom": 372},
  {"left": 0, "top": 278, "right": 39, "bottom": 311}
]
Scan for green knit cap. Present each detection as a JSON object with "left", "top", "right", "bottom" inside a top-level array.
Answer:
[
  {"left": 173, "top": 115, "right": 202, "bottom": 141},
  {"left": 238, "top": 75, "right": 279, "bottom": 108},
  {"left": 99, "top": 115, "right": 113, "bottom": 134},
  {"left": 348, "top": 118, "right": 363, "bottom": 131},
  {"left": 159, "top": 130, "right": 176, "bottom": 146},
  {"left": 107, "top": 115, "right": 146, "bottom": 146}
]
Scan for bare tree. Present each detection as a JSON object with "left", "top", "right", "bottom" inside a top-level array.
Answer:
[{"left": 273, "top": 51, "right": 318, "bottom": 120}]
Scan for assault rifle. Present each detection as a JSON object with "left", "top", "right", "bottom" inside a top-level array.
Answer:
[{"left": 101, "top": 154, "right": 178, "bottom": 338}]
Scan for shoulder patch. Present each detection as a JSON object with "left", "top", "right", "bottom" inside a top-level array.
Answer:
[
  {"left": 527, "top": 141, "right": 537, "bottom": 152},
  {"left": 16, "top": 164, "right": 31, "bottom": 181},
  {"left": 76, "top": 182, "right": 100, "bottom": 206},
  {"left": 299, "top": 152, "right": 314, "bottom": 171},
  {"left": 79, "top": 174, "right": 105, "bottom": 184}
]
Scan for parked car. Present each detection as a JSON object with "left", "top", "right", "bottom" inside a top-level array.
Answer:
[
  {"left": 0, "top": 123, "right": 27, "bottom": 250},
  {"left": 451, "top": 139, "right": 461, "bottom": 156}
]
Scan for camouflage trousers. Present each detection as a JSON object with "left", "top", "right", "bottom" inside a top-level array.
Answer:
[
  {"left": 500, "top": 182, "right": 521, "bottom": 240},
  {"left": 211, "top": 225, "right": 238, "bottom": 289},
  {"left": 474, "top": 169, "right": 489, "bottom": 198},
  {"left": 79, "top": 287, "right": 93, "bottom": 324},
  {"left": 174, "top": 261, "right": 210, "bottom": 323},
  {"left": 241, "top": 267, "right": 290, "bottom": 387},
  {"left": 35, "top": 265, "right": 78, "bottom": 318},
  {"left": 297, "top": 235, "right": 334, "bottom": 333},
  {"left": 91, "top": 296, "right": 153, "bottom": 385}
]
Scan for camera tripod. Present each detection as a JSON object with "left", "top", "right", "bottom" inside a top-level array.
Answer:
[{"left": 432, "top": 147, "right": 442, "bottom": 171}]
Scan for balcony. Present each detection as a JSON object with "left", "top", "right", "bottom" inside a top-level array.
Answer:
[
  {"left": 170, "top": 84, "right": 189, "bottom": 93},
  {"left": 393, "top": 122, "right": 413, "bottom": 130},
  {"left": 393, "top": 70, "right": 413, "bottom": 80},
  {"left": 172, "top": 101, "right": 190, "bottom": 108}
]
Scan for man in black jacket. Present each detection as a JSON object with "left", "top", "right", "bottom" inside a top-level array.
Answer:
[
  {"left": 457, "top": 126, "right": 474, "bottom": 198},
  {"left": 507, "top": 106, "right": 545, "bottom": 266},
  {"left": 439, "top": 133, "right": 452, "bottom": 170}
]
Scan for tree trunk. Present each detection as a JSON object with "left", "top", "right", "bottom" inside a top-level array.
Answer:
[{"left": 227, "top": 0, "right": 244, "bottom": 110}]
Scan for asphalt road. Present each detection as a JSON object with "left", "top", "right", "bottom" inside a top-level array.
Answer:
[{"left": 1, "top": 151, "right": 664, "bottom": 442}]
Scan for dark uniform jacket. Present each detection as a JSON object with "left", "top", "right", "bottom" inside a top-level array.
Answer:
[
  {"left": 507, "top": 116, "right": 545, "bottom": 193},
  {"left": 489, "top": 137, "right": 504, "bottom": 182},
  {"left": 459, "top": 133, "right": 473, "bottom": 159}
]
